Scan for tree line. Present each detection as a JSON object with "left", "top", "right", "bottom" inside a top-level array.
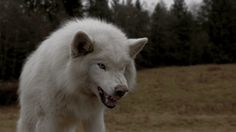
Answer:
[{"left": 0, "top": 0, "right": 236, "bottom": 80}]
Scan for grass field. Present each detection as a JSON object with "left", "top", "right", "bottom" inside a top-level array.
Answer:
[{"left": 1, "top": 64, "right": 236, "bottom": 132}]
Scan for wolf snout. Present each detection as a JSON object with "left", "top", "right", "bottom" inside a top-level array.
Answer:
[{"left": 114, "top": 85, "right": 128, "bottom": 97}]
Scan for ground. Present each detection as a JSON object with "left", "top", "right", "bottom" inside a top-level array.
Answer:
[{"left": 0, "top": 64, "right": 236, "bottom": 132}]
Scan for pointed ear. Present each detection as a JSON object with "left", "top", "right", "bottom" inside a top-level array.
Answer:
[
  {"left": 128, "top": 38, "right": 148, "bottom": 58},
  {"left": 71, "top": 31, "right": 94, "bottom": 58}
]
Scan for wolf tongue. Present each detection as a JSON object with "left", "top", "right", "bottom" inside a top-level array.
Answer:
[
  {"left": 106, "top": 96, "right": 117, "bottom": 106},
  {"left": 108, "top": 96, "right": 116, "bottom": 102}
]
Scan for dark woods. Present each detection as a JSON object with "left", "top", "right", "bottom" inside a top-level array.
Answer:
[{"left": 0, "top": 0, "right": 236, "bottom": 80}]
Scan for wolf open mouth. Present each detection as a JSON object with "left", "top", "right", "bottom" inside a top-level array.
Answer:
[{"left": 97, "top": 87, "right": 120, "bottom": 108}]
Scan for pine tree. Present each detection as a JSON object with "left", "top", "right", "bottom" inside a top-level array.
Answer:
[
  {"left": 87, "top": 0, "right": 112, "bottom": 21},
  {"left": 149, "top": 1, "right": 170, "bottom": 66},
  {"left": 111, "top": 0, "right": 150, "bottom": 66},
  {"left": 199, "top": 0, "right": 236, "bottom": 63},
  {"left": 210, "top": 0, "right": 235, "bottom": 62},
  {"left": 23, "top": 0, "right": 83, "bottom": 21},
  {"left": 168, "top": 0, "right": 194, "bottom": 65},
  {"left": 111, "top": 1, "right": 149, "bottom": 37},
  {"left": 23, "top": 0, "right": 61, "bottom": 21},
  {"left": 63, "top": 0, "right": 83, "bottom": 17},
  {"left": 135, "top": 0, "right": 141, "bottom": 10}
]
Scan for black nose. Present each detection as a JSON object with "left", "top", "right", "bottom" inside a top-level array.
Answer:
[{"left": 114, "top": 85, "right": 128, "bottom": 97}]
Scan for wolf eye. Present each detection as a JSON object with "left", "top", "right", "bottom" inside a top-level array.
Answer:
[{"left": 97, "top": 63, "right": 106, "bottom": 70}]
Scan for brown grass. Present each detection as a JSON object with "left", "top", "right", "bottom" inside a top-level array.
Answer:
[
  {"left": 1, "top": 64, "right": 236, "bottom": 132},
  {"left": 0, "top": 106, "right": 18, "bottom": 132}
]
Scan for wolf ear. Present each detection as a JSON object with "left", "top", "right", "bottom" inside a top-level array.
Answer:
[
  {"left": 128, "top": 38, "right": 148, "bottom": 58},
  {"left": 71, "top": 31, "right": 93, "bottom": 57}
]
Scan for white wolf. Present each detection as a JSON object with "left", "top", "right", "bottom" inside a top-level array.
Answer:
[{"left": 17, "top": 18, "right": 147, "bottom": 132}]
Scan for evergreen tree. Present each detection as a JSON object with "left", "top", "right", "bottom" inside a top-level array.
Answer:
[
  {"left": 23, "top": 0, "right": 83, "bottom": 21},
  {"left": 168, "top": 0, "right": 194, "bottom": 65},
  {"left": 135, "top": 0, "right": 141, "bottom": 10},
  {"left": 149, "top": 1, "right": 170, "bottom": 66},
  {"left": 63, "top": 0, "right": 83, "bottom": 17},
  {"left": 111, "top": 0, "right": 150, "bottom": 66},
  {"left": 200, "top": 0, "right": 236, "bottom": 62},
  {"left": 0, "top": 0, "right": 51, "bottom": 79},
  {"left": 23, "top": 0, "right": 61, "bottom": 22},
  {"left": 87, "top": 0, "right": 112, "bottom": 21},
  {"left": 112, "top": 0, "right": 149, "bottom": 37}
]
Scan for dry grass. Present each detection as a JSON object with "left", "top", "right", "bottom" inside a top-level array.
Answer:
[
  {"left": 0, "top": 106, "right": 18, "bottom": 132},
  {"left": 1, "top": 64, "right": 236, "bottom": 132}
]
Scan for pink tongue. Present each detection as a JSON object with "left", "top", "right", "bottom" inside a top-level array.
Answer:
[{"left": 106, "top": 96, "right": 117, "bottom": 106}]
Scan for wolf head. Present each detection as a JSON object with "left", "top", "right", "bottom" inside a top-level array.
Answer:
[{"left": 67, "top": 19, "right": 147, "bottom": 108}]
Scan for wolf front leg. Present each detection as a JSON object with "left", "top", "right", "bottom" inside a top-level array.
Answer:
[
  {"left": 17, "top": 117, "right": 37, "bottom": 132},
  {"left": 82, "top": 111, "right": 106, "bottom": 132},
  {"left": 17, "top": 107, "right": 38, "bottom": 132}
]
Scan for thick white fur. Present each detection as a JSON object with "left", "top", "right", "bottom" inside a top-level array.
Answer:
[{"left": 17, "top": 18, "right": 147, "bottom": 132}]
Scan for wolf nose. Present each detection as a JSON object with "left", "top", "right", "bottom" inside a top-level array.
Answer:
[{"left": 114, "top": 85, "right": 128, "bottom": 97}]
